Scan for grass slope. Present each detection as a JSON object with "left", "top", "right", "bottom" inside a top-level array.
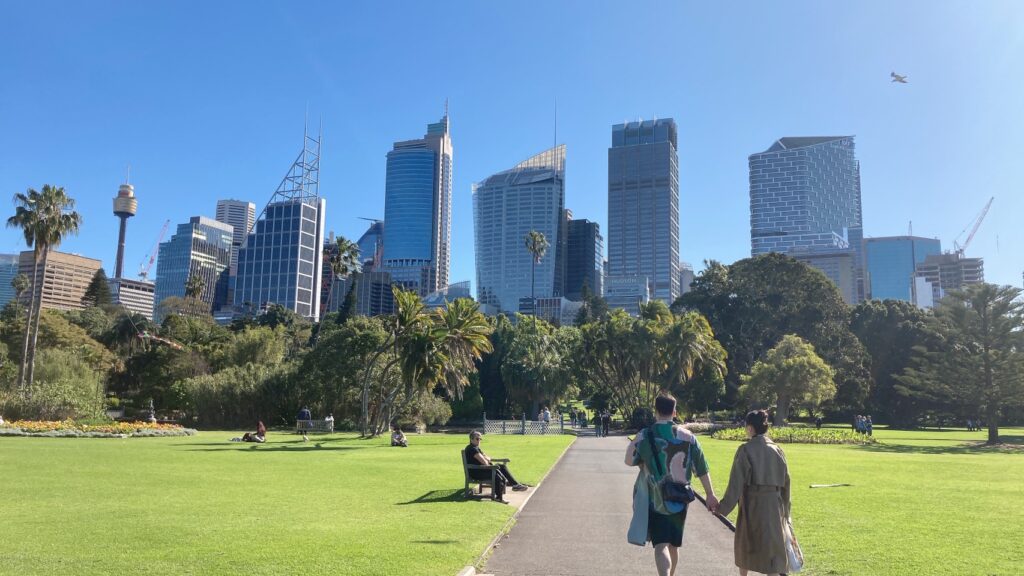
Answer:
[
  {"left": 0, "top": 432, "right": 572, "bottom": 576},
  {"left": 696, "top": 426, "right": 1024, "bottom": 576}
]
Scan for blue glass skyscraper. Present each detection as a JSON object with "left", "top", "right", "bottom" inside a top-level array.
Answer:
[
  {"left": 0, "top": 253, "right": 20, "bottom": 306},
  {"left": 607, "top": 119, "right": 680, "bottom": 306},
  {"left": 866, "top": 236, "right": 942, "bottom": 301},
  {"left": 382, "top": 114, "right": 452, "bottom": 296},
  {"left": 749, "top": 136, "right": 865, "bottom": 302},
  {"left": 153, "top": 216, "right": 233, "bottom": 321},
  {"left": 473, "top": 145, "right": 566, "bottom": 313}
]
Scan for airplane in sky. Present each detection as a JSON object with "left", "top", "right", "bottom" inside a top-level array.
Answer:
[{"left": 891, "top": 72, "right": 908, "bottom": 83}]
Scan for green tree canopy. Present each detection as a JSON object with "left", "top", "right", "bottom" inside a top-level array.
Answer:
[
  {"left": 900, "top": 284, "right": 1024, "bottom": 444},
  {"left": 740, "top": 334, "right": 836, "bottom": 425},
  {"left": 82, "top": 268, "right": 113, "bottom": 308}
]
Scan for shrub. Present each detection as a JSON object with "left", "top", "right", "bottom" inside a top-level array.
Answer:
[
  {"left": 0, "top": 419, "right": 196, "bottom": 437},
  {"left": 0, "top": 349, "right": 105, "bottom": 420},
  {"left": 681, "top": 422, "right": 731, "bottom": 434},
  {"left": 711, "top": 426, "right": 876, "bottom": 444}
]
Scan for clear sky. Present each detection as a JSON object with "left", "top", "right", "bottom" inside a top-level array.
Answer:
[{"left": 2, "top": 1, "right": 1023, "bottom": 290}]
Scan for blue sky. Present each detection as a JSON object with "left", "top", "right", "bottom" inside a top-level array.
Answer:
[{"left": 2, "top": 1, "right": 1023, "bottom": 290}]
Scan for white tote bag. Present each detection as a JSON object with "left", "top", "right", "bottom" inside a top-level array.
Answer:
[{"left": 785, "top": 519, "right": 804, "bottom": 573}]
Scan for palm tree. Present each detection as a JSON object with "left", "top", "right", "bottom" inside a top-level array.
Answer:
[
  {"left": 184, "top": 273, "right": 206, "bottom": 316},
  {"left": 524, "top": 230, "right": 549, "bottom": 317},
  {"left": 6, "top": 185, "right": 82, "bottom": 390},
  {"left": 326, "top": 236, "right": 361, "bottom": 325},
  {"left": 435, "top": 298, "right": 494, "bottom": 399}
]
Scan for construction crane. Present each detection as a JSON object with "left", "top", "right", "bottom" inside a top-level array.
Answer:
[
  {"left": 138, "top": 219, "right": 170, "bottom": 281},
  {"left": 953, "top": 197, "right": 994, "bottom": 256}
]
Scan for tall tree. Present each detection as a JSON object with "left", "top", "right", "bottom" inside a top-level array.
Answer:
[
  {"left": 10, "top": 273, "right": 29, "bottom": 301},
  {"left": 326, "top": 236, "right": 361, "bottom": 326},
  {"left": 6, "top": 185, "right": 82, "bottom": 390},
  {"left": 900, "top": 284, "right": 1024, "bottom": 444},
  {"left": 82, "top": 268, "right": 113, "bottom": 308},
  {"left": 850, "top": 299, "right": 939, "bottom": 427},
  {"left": 740, "top": 334, "right": 836, "bottom": 425},
  {"left": 676, "top": 254, "right": 869, "bottom": 413},
  {"left": 524, "top": 230, "right": 549, "bottom": 317}
]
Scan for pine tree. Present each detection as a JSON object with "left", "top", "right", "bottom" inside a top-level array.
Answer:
[{"left": 83, "top": 268, "right": 113, "bottom": 308}]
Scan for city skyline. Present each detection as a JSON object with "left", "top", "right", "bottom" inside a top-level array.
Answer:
[{"left": 2, "top": 2, "right": 1022, "bottom": 292}]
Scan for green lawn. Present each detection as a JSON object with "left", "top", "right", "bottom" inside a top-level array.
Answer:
[
  {"left": 696, "top": 426, "right": 1024, "bottom": 576},
  {"left": 0, "top": 431, "right": 573, "bottom": 576}
]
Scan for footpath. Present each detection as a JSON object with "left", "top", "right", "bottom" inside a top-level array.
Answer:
[{"left": 481, "top": 433, "right": 736, "bottom": 576}]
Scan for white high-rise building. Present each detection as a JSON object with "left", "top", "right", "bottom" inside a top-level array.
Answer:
[{"left": 216, "top": 199, "right": 256, "bottom": 277}]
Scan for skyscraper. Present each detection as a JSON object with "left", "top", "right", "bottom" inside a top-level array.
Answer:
[
  {"left": 215, "top": 199, "right": 256, "bottom": 277},
  {"left": 235, "top": 198, "right": 326, "bottom": 320},
  {"left": 865, "top": 236, "right": 942, "bottom": 301},
  {"left": 112, "top": 182, "right": 137, "bottom": 279},
  {"left": 473, "top": 145, "right": 566, "bottom": 313},
  {"left": 153, "top": 216, "right": 233, "bottom": 321},
  {"left": 0, "top": 253, "right": 20, "bottom": 306},
  {"left": 355, "top": 220, "right": 384, "bottom": 269},
  {"left": 234, "top": 127, "right": 326, "bottom": 321},
  {"left": 382, "top": 114, "right": 452, "bottom": 296},
  {"left": 749, "top": 136, "right": 865, "bottom": 302},
  {"left": 914, "top": 252, "right": 984, "bottom": 306},
  {"left": 607, "top": 118, "right": 680, "bottom": 307},
  {"left": 566, "top": 218, "right": 603, "bottom": 301},
  {"left": 18, "top": 251, "right": 102, "bottom": 312},
  {"left": 679, "top": 261, "right": 695, "bottom": 296}
]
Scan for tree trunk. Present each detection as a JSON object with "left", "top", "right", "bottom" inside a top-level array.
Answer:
[
  {"left": 27, "top": 250, "right": 49, "bottom": 388},
  {"left": 986, "top": 404, "right": 1000, "bottom": 445},
  {"left": 18, "top": 255, "right": 40, "bottom": 394},
  {"left": 774, "top": 395, "right": 790, "bottom": 427}
]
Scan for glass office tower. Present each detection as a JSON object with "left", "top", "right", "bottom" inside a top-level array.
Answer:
[
  {"left": 566, "top": 218, "right": 603, "bottom": 301},
  {"left": 235, "top": 197, "right": 326, "bottom": 321},
  {"left": 0, "top": 253, "right": 19, "bottom": 306},
  {"left": 749, "top": 136, "right": 865, "bottom": 302},
  {"left": 473, "top": 145, "right": 566, "bottom": 313},
  {"left": 607, "top": 119, "right": 680, "bottom": 306},
  {"left": 153, "top": 216, "right": 233, "bottom": 321},
  {"left": 382, "top": 114, "right": 452, "bottom": 296},
  {"left": 865, "top": 236, "right": 942, "bottom": 301}
]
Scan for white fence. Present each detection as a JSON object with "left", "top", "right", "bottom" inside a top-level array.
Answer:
[{"left": 483, "top": 414, "right": 564, "bottom": 435}]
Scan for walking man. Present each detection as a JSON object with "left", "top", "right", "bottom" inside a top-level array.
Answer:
[
  {"left": 626, "top": 393, "right": 719, "bottom": 576},
  {"left": 297, "top": 405, "right": 312, "bottom": 441}
]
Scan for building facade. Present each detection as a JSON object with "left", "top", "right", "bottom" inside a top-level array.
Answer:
[
  {"left": 110, "top": 277, "right": 156, "bottom": 320},
  {"left": 215, "top": 199, "right": 256, "bottom": 277},
  {"left": 235, "top": 198, "right": 326, "bottom": 321},
  {"left": 473, "top": 145, "right": 566, "bottom": 313},
  {"left": 382, "top": 115, "right": 452, "bottom": 296},
  {"left": 0, "top": 253, "right": 19, "bottom": 306},
  {"left": 18, "top": 250, "right": 102, "bottom": 312},
  {"left": 865, "top": 236, "right": 942, "bottom": 301},
  {"left": 325, "top": 271, "right": 396, "bottom": 317},
  {"left": 749, "top": 136, "right": 865, "bottom": 302},
  {"left": 678, "top": 261, "right": 695, "bottom": 297},
  {"left": 604, "top": 274, "right": 650, "bottom": 317},
  {"left": 791, "top": 248, "right": 859, "bottom": 304},
  {"left": 566, "top": 218, "right": 603, "bottom": 301},
  {"left": 355, "top": 220, "right": 384, "bottom": 269},
  {"left": 607, "top": 119, "right": 680, "bottom": 305},
  {"left": 153, "top": 216, "right": 233, "bottom": 320},
  {"left": 914, "top": 252, "right": 984, "bottom": 306}
]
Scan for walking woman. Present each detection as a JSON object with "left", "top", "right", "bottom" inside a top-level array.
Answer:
[{"left": 715, "top": 410, "right": 793, "bottom": 575}]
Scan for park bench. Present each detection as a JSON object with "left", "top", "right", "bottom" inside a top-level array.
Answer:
[
  {"left": 296, "top": 419, "right": 334, "bottom": 434},
  {"left": 461, "top": 448, "right": 509, "bottom": 500}
]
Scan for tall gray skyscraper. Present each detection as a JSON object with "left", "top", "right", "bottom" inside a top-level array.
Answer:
[
  {"left": 215, "top": 199, "right": 256, "bottom": 277},
  {"left": 473, "top": 145, "right": 566, "bottom": 313},
  {"left": 607, "top": 119, "right": 680, "bottom": 307},
  {"left": 749, "top": 136, "right": 865, "bottom": 302},
  {"left": 153, "top": 216, "right": 233, "bottom": 321},
  {"left": 566, "top": 218, "right": 603, "bottom": 301},
  {"left": 382, "top": 114, "right": 452, "bottom": 296}
]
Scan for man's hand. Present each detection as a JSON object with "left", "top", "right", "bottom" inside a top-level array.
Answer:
[{"left": 705, "top": 494, "right": 720, "bottom": 514}]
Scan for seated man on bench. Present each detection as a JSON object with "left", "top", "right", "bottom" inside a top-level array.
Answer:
[{"left": 464, "top": 430, "right": 528, "bottom": 503}]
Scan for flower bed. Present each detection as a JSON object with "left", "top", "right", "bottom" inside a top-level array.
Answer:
[
  {"left": 711, "top": 426, "right": 875, "bottom": 445},
  {"left": 0, "top": 419, "right": 196, "bottom": 438},
  {"left": 681, "top": 422, "right": 733, "bottom": 434}
]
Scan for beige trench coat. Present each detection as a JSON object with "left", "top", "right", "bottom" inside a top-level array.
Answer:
[{"left": 718, "top": 434, "right": 791, "bottom": 574}]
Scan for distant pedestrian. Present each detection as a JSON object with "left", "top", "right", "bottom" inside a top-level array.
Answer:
[
  {"left": 866, "top": 415, "right": 873, "bottom": 436},
  {"left": 297, "top": 406, "right": 312, "bottom": 441},
  {"left": 578, "top": 409, "right": 587, "bottom": 429},
  {"left": 594, "top": 411, "right": 603, "bottom": 436},
  {"left": 815, "top": 416, "right": 822, "bottom": 430},
  {"left": 602, "top": 410, "right": 611, "bottom": 437},
  {"left": 570, "top": 409, "right": 577, "bottom": 428}
]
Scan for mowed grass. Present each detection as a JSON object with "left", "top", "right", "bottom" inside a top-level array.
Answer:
[
  {"left": 0, "top": 431, "right": 573, "bottom": 576},
  {"left": 696, "top": 426, "right": 1024, "bottom": 576}
]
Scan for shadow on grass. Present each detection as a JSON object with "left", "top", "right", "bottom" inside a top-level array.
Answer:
[
  {"left": 397, "top": 488, "right": 471, "bottom": 505},
  {"left": 409, "top": 539, "right": 459, "bottom": 544},
  {"left": 857, "top": 435, "right": 1024, "bottom": 455},
  {"left": 183, "top": 443, "right": 368, "bottom": 453}
]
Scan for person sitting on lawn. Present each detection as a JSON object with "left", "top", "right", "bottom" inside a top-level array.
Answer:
[
  {"left": 234, "top": 420, "right": 266, "bottom": 443},
  {"left": 391, "top": 424, "right": 408, "bottom": 447},
  {"left": 463, "top": 430, "right": 528, "bottom": 503}
]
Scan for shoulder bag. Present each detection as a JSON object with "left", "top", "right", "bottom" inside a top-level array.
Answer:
[{"left": 646, "top": 425, "right": 696, "bottom": 505}]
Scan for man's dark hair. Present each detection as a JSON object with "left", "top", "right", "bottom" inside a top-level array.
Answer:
[
  {"left": 469, "top": 430, "right": 482, "bottom": 440},
  {"left": 654, "top": 393, "right": 676, "bottom": 417},
  {"left": 746, "top": 410, "right": 770, "bottom": 435}
]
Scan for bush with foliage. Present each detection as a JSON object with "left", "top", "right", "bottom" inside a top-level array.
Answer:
[
  {"left": 0, "top": 418, "right": 195, "bottom": 437},
  {"left": 0, "top": 348, "right": 105, "bottom": 420},
  {"left": 711, "top": 426, "right": 875, "bottom": 444}
]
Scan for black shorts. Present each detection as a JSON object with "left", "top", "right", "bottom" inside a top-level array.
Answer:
[{"left": 649, "top": 506, "right": 687, "bottom": 547}]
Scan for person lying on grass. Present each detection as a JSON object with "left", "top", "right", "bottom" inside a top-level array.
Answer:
[{"left": 232, "top": 420, "right": 266, "bottom": 443}]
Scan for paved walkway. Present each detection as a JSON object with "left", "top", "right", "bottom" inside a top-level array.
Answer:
[{"left": 483, "top": 434, "right": 736, "bottom": 576}]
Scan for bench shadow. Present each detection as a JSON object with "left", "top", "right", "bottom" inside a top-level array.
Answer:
[
  {"left": 183, "top": 444, "right": 366, "bottom": 453},
  {"left": 397, "top": 489, "right": 468, "bottom": 505},
  {"left": 409, "top": 539, "right": 459, "bottom": 544}
]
